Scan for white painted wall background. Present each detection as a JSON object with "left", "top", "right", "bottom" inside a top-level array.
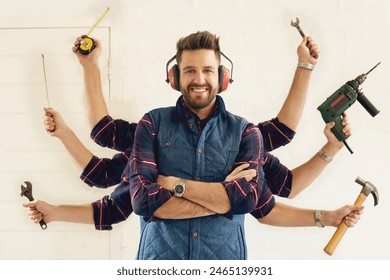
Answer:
[{"left": 0, "top": 0, "right": 389, "bottom": 260}]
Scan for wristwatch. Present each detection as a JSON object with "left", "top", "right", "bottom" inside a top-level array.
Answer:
[{"left": 173, "top": 179, "right": 187, "bottom": 197}]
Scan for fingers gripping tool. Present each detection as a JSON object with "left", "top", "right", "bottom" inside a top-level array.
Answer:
[{"left": 20, "top": 181, "right": 47, "bottom": 230}]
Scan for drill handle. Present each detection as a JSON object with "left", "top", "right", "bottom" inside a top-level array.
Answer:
[
  {"left": 331, "top": 115, "right": 350, "bottom": 142},
  {"left": 357, "top": 92, "right": 380, "bottom": 117}
]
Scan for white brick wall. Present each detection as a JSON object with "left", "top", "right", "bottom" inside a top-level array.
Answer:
[{"left": 0, "top": 0, "right": 389, "bottom": 261}]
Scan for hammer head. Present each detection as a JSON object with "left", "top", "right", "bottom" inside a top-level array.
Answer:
[
  {"left": 355, "top": 177, "right": 379, "bottom": 206},
  {"left": 291, "top": 17, "right": 300, "bottom": 27}
]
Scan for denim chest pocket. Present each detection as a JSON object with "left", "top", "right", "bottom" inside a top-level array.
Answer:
[{"left": 157, "top": 138, "right": 195, "bottom": 176}]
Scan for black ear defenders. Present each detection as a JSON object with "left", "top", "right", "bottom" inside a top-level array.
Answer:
[{"left": 165, "top": 52, "right": 234, "bottom": 93}]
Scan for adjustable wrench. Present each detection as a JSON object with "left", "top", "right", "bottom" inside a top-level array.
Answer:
[{"left": 20, "top": 181, "right": 47, "bottom": 230}]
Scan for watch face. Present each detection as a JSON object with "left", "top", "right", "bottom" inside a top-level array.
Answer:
[{"left": 175, "top": 184, "right": 184, "bottom": 194}]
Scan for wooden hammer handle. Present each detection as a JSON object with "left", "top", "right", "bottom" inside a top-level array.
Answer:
[{"left": 323, "top": 193, "right": 366, "bottom": 255}]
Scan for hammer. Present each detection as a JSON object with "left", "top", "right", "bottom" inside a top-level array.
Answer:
[{"left": 323, "top": 177, "right": 378, "bottom": 255}]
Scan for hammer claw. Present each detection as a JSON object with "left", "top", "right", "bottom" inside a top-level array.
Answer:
[{"left": 355, "top": 177, "right": 379, "bottom": 206}]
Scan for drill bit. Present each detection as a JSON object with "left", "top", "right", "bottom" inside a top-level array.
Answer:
[
  {"left": 41, "top": 53, "right": 50, "bottom": 108},
  {"left": 366, "top": 62, "right": 381, "bottom": 75},
  {"left": 356, "top": 62, "right": 381, "bottom": 85}
]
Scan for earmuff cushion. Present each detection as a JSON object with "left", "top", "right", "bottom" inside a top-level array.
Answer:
[
  {"left": 218, "top": 66, "right": 230, "bottom": 93},
  {"left": 168, "top": 64, "right": 180, "bottom": 91}
]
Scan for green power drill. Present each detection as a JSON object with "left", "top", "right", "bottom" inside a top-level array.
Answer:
[{"left": 317, "top": 62, "right": 381, "bottom": 154}]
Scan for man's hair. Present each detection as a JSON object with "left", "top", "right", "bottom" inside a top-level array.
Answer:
[{"left": 176, "top": 31, "right": 221, "bottom": 65}]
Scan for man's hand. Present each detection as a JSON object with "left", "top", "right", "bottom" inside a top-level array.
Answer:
[
  {"left": 43, "top": 108, "right": 70, "bottom": 138},
  {"left": 297, "top": 36, "right": 319, "bottom": 65},
  {"left": 328, "top": 205, "right": 364, "bottom": 228},
  {"left": 23, "top": 200, "right": 54, "bottom": 224},
  {"left": 324, "top": 112, "right": 351, "bottom": 150},
  {"left": 225, "top": 163, "right": 256, "bottom": 182},
  {"left": 72, "top": 36, "right": 102, "bottom": 67}
]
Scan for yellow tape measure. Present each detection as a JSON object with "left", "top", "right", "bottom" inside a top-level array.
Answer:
[{"left": 77, "top": 7, "right": 110, "bottom": 55}]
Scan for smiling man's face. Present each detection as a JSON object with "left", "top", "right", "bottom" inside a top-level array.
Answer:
[{"left": 179, "top": 49, "right": 219, "bottom": 116}]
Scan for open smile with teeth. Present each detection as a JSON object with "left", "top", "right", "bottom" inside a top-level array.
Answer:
[{"left": 191, "top": 87, "right": 208, "bottom": 93}]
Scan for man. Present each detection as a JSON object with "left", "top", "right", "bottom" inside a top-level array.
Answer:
[
  {"left": 120, "top": 31, "right": 361, "bottom": 259},
  {"left": 25, "top": 32, "right": 361, "bottom": 260},
  {"left": 29, "top": 31, "right": 354, "bottom": 230}
]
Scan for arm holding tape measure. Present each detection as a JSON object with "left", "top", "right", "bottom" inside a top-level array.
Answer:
[{"left": 72, "top": 37, "right": 108, "bottom": 129}]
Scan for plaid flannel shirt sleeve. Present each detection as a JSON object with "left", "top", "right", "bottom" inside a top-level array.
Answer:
[
  {"left": 125, "top": 114, "right": 172, "bottom": 219},
  {"left": 90, "top": 115, "right": 137, "bottom": 152},
  {"left": 80, "top": 151, "right": 130, "bottom": 188},
  {"left": 221, "top": 123, "right": 268, "bottom": 217},
  {"left": 258, "top": 117, "right": 296, "bottom": 152},
  {"left": 263, "top": 152, "right": 292, "bottom": 198},
  {"left": 91, "top": 183, "right": 133, "bottom": 231}
]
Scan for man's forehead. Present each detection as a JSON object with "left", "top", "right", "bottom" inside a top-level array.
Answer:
[{"left": 180, "top": 49, "right": 219, "bottom": 66}]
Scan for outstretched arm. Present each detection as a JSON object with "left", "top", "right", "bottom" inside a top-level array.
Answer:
[
  {"left": 43, "top": 108, "right": 93, "bottom": 171},
  {"left": 289, "top": 114, "right": 350, "bottom": 198},
  {"left": 258, "top": 37, "right": 320, "bottom": 152},
  {"left": 277, "top": 36, "right": 319, "bottom": 131},
  {"left": 258, "top": 202, "right": 363, "bottom": 228},
  {"left": 262, "top": 114, "right": 351, "bottom": 199},
  {"left": 23, "top": 200, "right": 94, "bottom": 225},
  {"left": 44, "top": 108, "right": 129, "bottom": 188},
  {"left": 72, "top": 36, "right": 108, "bottom": 129}
]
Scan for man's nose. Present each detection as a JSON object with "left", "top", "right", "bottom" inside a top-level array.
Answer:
[{"left": 193, "top": 71, "right": 206, "bottom": 84}]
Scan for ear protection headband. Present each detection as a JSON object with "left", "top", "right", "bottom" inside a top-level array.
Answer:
[{"left": 165, "top": 52, "right": 234, "bottom": 93}]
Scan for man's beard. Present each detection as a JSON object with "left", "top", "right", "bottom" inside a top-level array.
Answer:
[{"left": 181, "top": 83, "right": 217, "bottom": 110}]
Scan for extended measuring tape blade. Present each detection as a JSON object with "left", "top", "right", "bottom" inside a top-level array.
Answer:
[{"left": 78, "top": 7, "right": 110, "bottom": 55}]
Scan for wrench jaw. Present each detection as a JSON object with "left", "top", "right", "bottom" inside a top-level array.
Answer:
[
  {"left": 290, "top": 17, "right": 306, "bottom": 38},
  {"left": 291, "top": 17, "right": 300, "bottom": 27},
  {"left": 20, "top": 181, "right": 34, "bottom": 201}
]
